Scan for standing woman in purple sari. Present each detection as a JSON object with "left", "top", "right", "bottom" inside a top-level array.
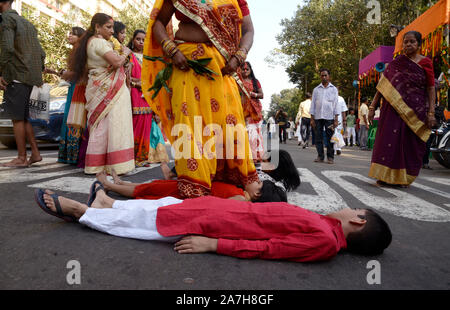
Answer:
[{"left": 368, "top": 31, "right": 436, "bottom": 187}]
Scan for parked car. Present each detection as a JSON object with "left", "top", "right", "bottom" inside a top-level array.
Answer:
[{"left": 0, "top": 83, "right": 69, "bottom": 148}]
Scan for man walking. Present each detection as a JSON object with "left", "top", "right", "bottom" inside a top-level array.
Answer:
[
  {"left": 296, "top": 92, "right": 312, "bottom": 148},
  {"left": 0, "top": 0, "right": 45, "bottom": 167},
  {"left": 310, "top": 69, "right": 340, "bottom": 164},
  {"left": 358, "top": 97, "right": 370, "bottom": 150},
  {"left": 335, "top": 93, "right": 348, "bottom": 155}
]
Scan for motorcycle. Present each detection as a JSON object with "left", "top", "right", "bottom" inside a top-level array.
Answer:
[{"left": 430, "top": 119, "right": 450, "bottom": 169}]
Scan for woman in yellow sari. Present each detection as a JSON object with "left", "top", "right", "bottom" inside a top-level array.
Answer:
[
  {"left": 71, "top": 13, "right": 135, "bottom": 175},
  {"left": 142, "top": 0, "right": 259, "bottom": 198}
]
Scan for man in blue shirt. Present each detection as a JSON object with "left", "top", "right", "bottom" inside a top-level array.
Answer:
[{"left": 310, "top": 69, "right": 340, "bottom": 164}]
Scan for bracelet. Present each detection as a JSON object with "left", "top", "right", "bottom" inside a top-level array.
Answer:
[
  {"left": 233, "top": 47, "right": 248, "bottom": 66},
  {"left": 161, "top": 39, "right": 180, "bottom": 58}
]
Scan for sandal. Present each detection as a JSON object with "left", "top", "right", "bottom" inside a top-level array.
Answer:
[
  {"left": 34, "top": 189, "right": 77, "bottom": 222},
  {"left": 87, "top": 181, "right": 104, "bottom": 207}
]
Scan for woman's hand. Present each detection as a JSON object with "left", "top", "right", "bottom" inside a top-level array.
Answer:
[
  {"left": 221, "top": 56, "right": 239, "bottom": 76},
  {"left": 172, "top": 51, "right": 190, "bottom": 72},
  {"left": 121, "top": 45, "right": 132, "bottom": 57},
  {"left": 426, "top": 114, "right": 437, "bottom": 129}
]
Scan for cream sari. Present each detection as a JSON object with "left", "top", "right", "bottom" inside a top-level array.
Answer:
[{"left": 84, "top": 38, "right": 135, "bottom": 175}]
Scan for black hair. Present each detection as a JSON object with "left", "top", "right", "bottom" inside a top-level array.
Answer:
[
  {"left": 361, "top": 97, "right": 368, "bottom": 103},
  {"left": 71, "top": 27, "right": 85, "bottom": 37},
  {"left": 346, "top": 209, "right": 392, "bottom": 256},
  {"left": 113, "top": 21, "right": 126, "bottom": 41},
  {"left": 242, "top": 61, "right": 260, "bottom": 93},
  {"left": 320, "top": 68, "right": 331, "bottom": 75},
  {"left": 254, "top": 180, "right": 287, "bottom": 203},
  {"left": 403, "top": 30, "right": 423, "bottom": 46},
  {"left": 265, "top": 150, "right": 301, "bottom": 191},
  {"left": 70, "top": 13, "right": 113, "bottom": 83},
  {"left": 127, "top": 29, "right": 146, "bottom": 50},
  {"left": 305, "top": 92, "right": 312, "bottom": 99}
]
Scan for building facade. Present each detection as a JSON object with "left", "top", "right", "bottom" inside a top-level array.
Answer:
[{"left": 12, "top": 0, "right": 154, "bottom": 24}]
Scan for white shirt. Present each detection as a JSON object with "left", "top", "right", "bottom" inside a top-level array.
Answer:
[
  {"left": 310, "top": 83, "right": 340, "bottom": 120},
  {"left": 337, "top": 96, "right": 348, "bottom": 129}
]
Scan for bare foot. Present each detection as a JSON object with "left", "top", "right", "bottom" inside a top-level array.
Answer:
[
  {"left": 43, "top": 189, "right": 87, "bottom": 219},
  {"left": 28, "top": 154, "right": 43, "bottom": 166},
  {"left": 96, "top": 171, "right": 113, "bottom": 191},
  {"left": 90, "top": 186, "right": 115, "bottom": 209},
  {"left": 1, "top": 158, "right": 28, "bottom": 167},
  {"left": 111, "top": 168, "right": 124, "bottom": 185},
  {"left": 161, "top": 162, "right": 176, "bottom": 180}
]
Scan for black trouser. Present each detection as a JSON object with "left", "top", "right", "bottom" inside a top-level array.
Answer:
[
  {"left": 279, "top": 125, "right": 287, "bottom": 143},
  {"left": 314, "top": 119, "right": 334, "bottom": 160},
  {"left": 422, "top": 134, "right": 433, "bottom": 165},
  {"left": 301, "top": 117, "right": 311, "bottom": 143}
]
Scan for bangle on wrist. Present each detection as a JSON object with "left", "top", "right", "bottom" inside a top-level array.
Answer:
[{"left": 161, "top": 39, "right": 180, "bottom": 58}]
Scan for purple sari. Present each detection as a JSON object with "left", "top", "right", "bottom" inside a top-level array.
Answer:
[{"left": 369, "top": 55, "right": 431, "bottom": 185}]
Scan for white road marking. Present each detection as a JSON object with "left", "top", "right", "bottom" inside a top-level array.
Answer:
[
  {"left": 322, "top": 170, "right": 450, "bottom": 223},
  {"left": 412, "top": 180, "right": 450, "bottom": 200},
  {"left": 287, "top": 168, "right": 348, "bottom": 214},
  {"left": 420, "top": 176, "right": 450, "bottom": 188},
  {"left": 28, "top": 177, "right": 95, "bottom": 194},
  {"left": 0, "top": 163, "right": 79, "bottom": 183},
  {"left": 0, "top": 152, "right": 58, "bottom": 161}
]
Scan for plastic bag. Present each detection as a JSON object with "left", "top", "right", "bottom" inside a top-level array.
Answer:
[{"left": 29, "top": 84, "right": 51, "bottom": 121}]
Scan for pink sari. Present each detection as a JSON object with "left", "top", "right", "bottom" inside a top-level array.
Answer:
[{"left": 130, "top": 53, "right": 153, "bottom": 166}]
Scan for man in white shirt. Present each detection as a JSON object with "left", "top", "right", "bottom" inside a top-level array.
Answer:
[
  {"left": 310, "top": 69, "right": 340, "bottom": 164},
  {"left": 359, "top": 97, "right": 370, "bottom": 150},
  {"left": 296, "top": 92, "right": 312, "bottom": 148},
  {"left": 335, "top": 94, "right": 348, "bottom": 155}
]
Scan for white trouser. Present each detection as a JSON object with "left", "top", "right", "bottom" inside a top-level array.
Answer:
[
  {"left": 346, "top": 127, "right": 356, "bottom": 145},
  {"left": 79, "top": 197, "right": 184, "bottom": 242}
]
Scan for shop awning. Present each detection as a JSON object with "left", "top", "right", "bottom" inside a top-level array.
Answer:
[
  {"left": 394, "top": 0, "right": 450, "bottom": 55},
  {"left": 358, "top": 46, "right": 394, "bottom": 77}
]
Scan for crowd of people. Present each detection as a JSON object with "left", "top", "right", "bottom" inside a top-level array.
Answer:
[{"left": 0, "top": 0, "right": 398, "bottom": 263}]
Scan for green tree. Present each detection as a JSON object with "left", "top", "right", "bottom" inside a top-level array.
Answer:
[
  {"left": 22, "top": 9, "right": 90, "bottom": 83},
  {"left": 116, "top": 4, "right": 151, "bottom": 45},
  {"left": 268, "top": 88, "right": 302, "bottom": 120},
  {"left": 274, "top": 0, "right": 440, "bottom": 102}
]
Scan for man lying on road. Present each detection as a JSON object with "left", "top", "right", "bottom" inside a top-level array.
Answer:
[{"left": 34, "top": 182, "right": 392, "bottom": 262}]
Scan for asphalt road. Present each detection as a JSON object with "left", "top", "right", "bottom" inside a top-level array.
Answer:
[{"left": 0, "top": 140, "right": 449, "bottom": 291}]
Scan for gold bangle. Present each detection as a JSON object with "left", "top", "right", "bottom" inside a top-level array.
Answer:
[{"left": 161, "top": 39, "right": 180, "bottom": 58}]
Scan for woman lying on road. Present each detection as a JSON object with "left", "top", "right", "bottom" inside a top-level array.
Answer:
[{"left": 95, "top": 167, "right": 287, "bottom": 203}]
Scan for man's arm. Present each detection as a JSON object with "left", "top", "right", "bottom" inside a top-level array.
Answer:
[
  {"left": 310, "top": 90, "right": 316, "bottom": 128},
  {"left": 217, "top": 233, "right": 338, "bottom": 262}
]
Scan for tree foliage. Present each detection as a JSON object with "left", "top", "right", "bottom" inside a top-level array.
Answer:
[
  {"left": 116, "top": 4, "right": 151, "bottom": 45},
  {"left": 268, "top": 0, "right": 439, "bottom": 116}
]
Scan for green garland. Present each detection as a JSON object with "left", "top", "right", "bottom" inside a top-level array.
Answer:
[{"left": 143, "top": 56, "right": 218, "bottom": 99}]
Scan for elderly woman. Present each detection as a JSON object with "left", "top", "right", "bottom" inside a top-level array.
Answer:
[
  {"left": 142, "top": 0, "right": 259, "bottom": 198},
  {"left": 368, "top": 31, "right": 436, "bottom": 187},
  {"left": 71, "top": 13, "right": 135, "bottom": 175}
]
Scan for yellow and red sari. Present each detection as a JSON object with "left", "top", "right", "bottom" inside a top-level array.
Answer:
[{"left": 142, "top": 0, "right": 258, "bottom": 198}]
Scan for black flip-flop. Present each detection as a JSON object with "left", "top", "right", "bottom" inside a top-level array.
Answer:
[
  {"left": 87, "top": 181, "right": 104, "bottom": 207},
  {"left": 34, "top": 189, "right": 77, "bottom": 223}
]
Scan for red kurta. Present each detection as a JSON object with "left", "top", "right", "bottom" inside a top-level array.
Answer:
[
  {"left": 133, "top": 180, "right": 244, "bottom": 200},
  {"left": 156, "top": 196, "right": 347, "bottom": 262}
]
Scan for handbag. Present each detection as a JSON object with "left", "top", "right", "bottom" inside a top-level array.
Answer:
[{"left": 29, "top": 84, "right": 51, "bottom": 121}]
